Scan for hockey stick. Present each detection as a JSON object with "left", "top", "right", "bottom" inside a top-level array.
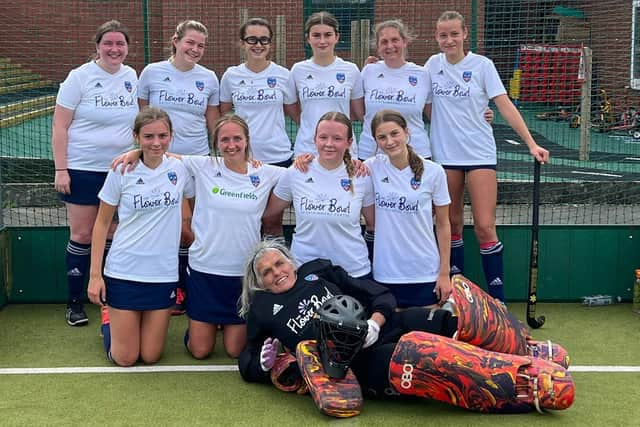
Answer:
[{"left": 526, "top": 159, "right": 545, "bottom": 328}]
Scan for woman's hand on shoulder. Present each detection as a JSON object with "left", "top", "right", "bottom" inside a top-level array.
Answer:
[
  {"left": 111, "top": 149, "right": 142, "bottom": 174},
  {"left": 364, "top": 55, "right": 380, "bottom": 66},
  {"left": 293, "top": 153, "right": 314, "bottom": 173},
  {"left": 352, "top": 159, "right": 370, "bottom": 177}
]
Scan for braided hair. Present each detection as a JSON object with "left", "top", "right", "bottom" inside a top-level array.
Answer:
[{"left": 315, "top": 111, "right": 354, "bottom": 194}]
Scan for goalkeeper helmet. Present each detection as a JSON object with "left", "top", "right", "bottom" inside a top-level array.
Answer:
[{"left": 315, "top": 295, "right": 369, "bottom": 379}]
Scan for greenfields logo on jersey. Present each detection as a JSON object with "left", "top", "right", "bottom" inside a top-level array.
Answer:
[{"left": 211, "top": 186, "right": 258, "bottom": 200}]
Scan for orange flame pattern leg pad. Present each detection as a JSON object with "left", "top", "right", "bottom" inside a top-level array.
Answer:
[
  {"left": 451, "top": 274, "right": 529, "bottom": 355},
  {"left": 296, "top": 340, "right": 363, "bottom": 418},
  {"left": 451, "top": 275, "right": 571, "bottom": 368},
  {"left": 389, "top": 331, "right": 575, "bottom": 413}
]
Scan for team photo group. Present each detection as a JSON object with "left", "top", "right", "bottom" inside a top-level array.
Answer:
[{"left": 51, "top": 10, "right": 573, "bottom": 417}]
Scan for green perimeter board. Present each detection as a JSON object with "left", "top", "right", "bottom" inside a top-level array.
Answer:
[{"left": 4, "top": 225, "right": 640, "bottom": 303}]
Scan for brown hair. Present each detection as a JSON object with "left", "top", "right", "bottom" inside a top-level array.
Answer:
[
  {"left": 304, "top": 11, "right": 339, "bottom": 36},
  {"left": 371, "top": 109, "right": 423, "bottom": 182},
  {"left": 315, "top": 111, "right": 354, "bottom": 193},
  {"left": 240, "top": 17, "right": 273, "bottom": 39},
  {"left": 94, "top": 20, "right": 130, "bottom": 45},
  {"left": 133, "top": 106, "right": 172, "bottom": 137},
  {"left": 437, "top": 11, "right": 466, "bottom": 30},
  {"left": 211, "top": 113, "right": 253, "bottom": 161},
  {"left": 170, "top": 20, "right": 208, "bottom": 57},
  {"left": 92, "top": 20, "right": 130, "bottom": 61}
]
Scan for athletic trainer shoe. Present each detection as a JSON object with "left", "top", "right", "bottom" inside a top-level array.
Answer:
[{"left": 66, "top": 302, "right": 88, "bottom": 326}]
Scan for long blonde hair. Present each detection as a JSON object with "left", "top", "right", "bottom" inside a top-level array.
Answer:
[{"left": 239, "top": 239, "right": 296, "bottom": 319}]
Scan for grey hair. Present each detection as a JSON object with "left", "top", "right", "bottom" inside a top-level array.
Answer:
[{"left": 239, "top": 239, "right": 296, "bottom": 319}]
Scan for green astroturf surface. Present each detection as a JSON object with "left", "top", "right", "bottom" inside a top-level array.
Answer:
[{"left": 0, "top": 303, "right": 639, "bottom": 425}]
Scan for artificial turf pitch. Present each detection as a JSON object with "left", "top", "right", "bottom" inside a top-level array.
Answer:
[{"left": 1, "top": 303, "right": 638, "bottom": 426}]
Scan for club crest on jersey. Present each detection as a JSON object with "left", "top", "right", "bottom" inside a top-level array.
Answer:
[
  {"left": 124, "top": 81, "right": 133, "bottom": 93},
  {"left": 341, "top": 178, "right": 352, "bottom": 192},
  {"left": 249, "top": 175, "right": 260, "bottom": 187},
  {"left": 304, "top": 274, "right": 319, "bottom": 281},
  {"left": 167, "top": 171, "right": 177, "bottom": 185},
  {"left": 195, "top": 81, "right": 204, "bottom": 91},
  {"left": 410, "top": 177, "right": 421, "bottom": 190},
  {"left": 267, "top": 77, "right": 277, "bottom": 88},
  {"left": 462, "top": 71, "right": 472, "bottom": 82},
  {"left": 336, "top": 72, "right": 345, "bottom": 84},
  {"left": 408, "top": 75, "right": 418, "bottom": 86}
]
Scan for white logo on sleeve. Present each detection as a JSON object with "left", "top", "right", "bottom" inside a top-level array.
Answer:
[{"left": 273, "top": 304, "right": 283, "bottom": 315}]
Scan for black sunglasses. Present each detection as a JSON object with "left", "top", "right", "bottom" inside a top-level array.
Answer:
[{"left": 242, "top": 36, "right": 272, "bottom": 46}]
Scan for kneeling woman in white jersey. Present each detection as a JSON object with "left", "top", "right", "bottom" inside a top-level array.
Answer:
[
  {"left": 263, "top": 111, "right": 374, "bottom": 279},
  {"left": 114, "top": 114, "right": 285, "bottom": 358},
  {"left": 88, "top": 107, "right": 194, "bottom": 366},
  {"left": 365, "top": 109, "right": 452, "bottom": 308}
]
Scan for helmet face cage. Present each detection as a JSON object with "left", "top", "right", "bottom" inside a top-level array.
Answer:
[{"left": 315, "top": 295, "right": 369, "bottom": 379}]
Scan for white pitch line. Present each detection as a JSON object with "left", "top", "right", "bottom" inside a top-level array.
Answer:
[
  {"left": 0, "top": 365, "right": 639, "bottom": 375},
  {"left": 570, "top": 170, "right": 623, "bottom": 178},
  {"left": 0, "top": 365, "right": 238, "bottom": 375},
  {"left": 569, "top": 366, "right": 640, "bottom": 373},
  {"left": 505, "top": 139, "right": 521, "bottom": 145},
  {"left": 624, "top": 157, "right": 640, "bottom": 161}
]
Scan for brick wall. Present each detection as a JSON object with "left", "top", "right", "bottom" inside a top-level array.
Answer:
[{"left": 1, "top": 0, "right": 637, "bottom": 110}]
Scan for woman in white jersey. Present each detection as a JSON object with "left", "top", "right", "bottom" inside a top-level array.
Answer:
[
  {"left": 138, "top": 20, "right": 219, "bottom": 155},
  {"left": 220, "top": 17, "right": 298, "bottom": 167},
  {"left": 138, "top": 20, "right": 220, "bottom": 314},
  {"left": 425, "top": 11, "right": 549, "bottom": 304},
  {"left": 263, "top": 111, "right": 374, "bottom": 279},
  {"left": 115, "top": 114, "right": 284, "bottom": 358},
  {"left": 365, "top": 109, "right": 452, "bottom": 308},
  {"left": 52, "top": 20, "right": 138, "bottom": 327},
  {"left": 359, "top": 20, "right": 431, "bottom": 160},
  {"left": 290, "top": 11, "right": 364, "bottom": 157},
  {"left": 220, "top": 17, "right": 298, "bottom": 236},
  {"left": 182, "top": 114, "right": 284, "bottom": 359},
  {"left": 88, "top": 107, "right": 193, "bottom": 366}
]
